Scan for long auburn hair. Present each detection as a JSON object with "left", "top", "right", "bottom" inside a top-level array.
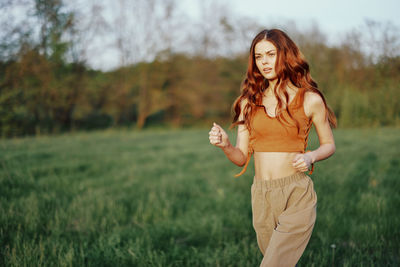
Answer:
[{"left": 231, "top": 29, "right": 337, "bottom": 131}]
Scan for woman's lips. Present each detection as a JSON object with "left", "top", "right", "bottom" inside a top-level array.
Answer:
[{"left": 263, "top": 68, "right": 272, "bottom": 73}]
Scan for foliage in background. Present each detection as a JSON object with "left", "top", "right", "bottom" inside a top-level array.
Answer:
[{"left": 0, "top": 0, "right": 399, "bottom": 137}]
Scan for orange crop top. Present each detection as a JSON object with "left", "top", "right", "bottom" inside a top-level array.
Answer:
[{"left": 235, "top": 92, "right": 313, "bottom": 177}]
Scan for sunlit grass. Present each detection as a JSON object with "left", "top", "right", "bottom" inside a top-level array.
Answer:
[{"left": 1, "top": 127, "right": 399, "bottom": 266}]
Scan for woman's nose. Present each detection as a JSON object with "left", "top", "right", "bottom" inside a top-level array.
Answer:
[{"left": 262, "top": 56, "right": 268, "bottom": 64}]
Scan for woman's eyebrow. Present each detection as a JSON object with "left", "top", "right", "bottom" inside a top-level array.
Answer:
[{"left": 255, "top": 49, "right": 276, "bottom": 54}]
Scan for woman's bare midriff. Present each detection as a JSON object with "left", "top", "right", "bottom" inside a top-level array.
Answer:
[{"left": 254, "top": 152, "right": 302, "bottom": 180}]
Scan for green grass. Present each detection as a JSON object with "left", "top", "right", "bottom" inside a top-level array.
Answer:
[{"left": 1, "top": 127, "right": 399, "bottom": 266}]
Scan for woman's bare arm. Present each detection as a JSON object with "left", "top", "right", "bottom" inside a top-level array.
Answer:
[
  {"left": 209, "top": 100, "right": 249, "bottom": 166},
  {"left": 292, "top": 92, "right": 336, "bottom": 172}
]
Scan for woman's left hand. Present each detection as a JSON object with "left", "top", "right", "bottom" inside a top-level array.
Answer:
[{"left": 292, "top": 153, "right": 313, "bottom": 172}]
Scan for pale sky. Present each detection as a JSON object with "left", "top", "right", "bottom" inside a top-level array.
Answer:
[
  {"left": 182, "top": 0, "right": 399, "bottom": 42},
  {"left": 4, "top": 0, "right": 399, "bottom": 70},
  {"left": 74, "top": 0, "right": 400, "bottom": 70}
]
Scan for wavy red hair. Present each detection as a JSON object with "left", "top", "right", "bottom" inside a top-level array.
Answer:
[{"left": 232, "top": 29, "right": 337, "bottom": 131}]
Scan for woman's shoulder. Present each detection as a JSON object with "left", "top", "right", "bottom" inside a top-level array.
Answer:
[
  {"left": 236, "top": 97, "right": 250, "bottom": 120},
  {"left": 239, "top": 97, "right": 250, "bottom": 109},
  {"left": 303, "top": 91, "right": 325, "bottom": 117},
  {"left": 304, "top": 91, "right": 324, "bottom": 103}
]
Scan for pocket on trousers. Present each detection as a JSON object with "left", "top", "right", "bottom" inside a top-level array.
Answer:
[
  {"left": 286, "top": 176, "right": 317, "bottom": 210},
  {"left": 293, "top": 175, "right": 312, "bottom": 190},
  {"left": 251, "top": 183, "right": 267, "bottom": 231},
  {"left": 276, "top": 202, "right": 317, "bottom": 234}
]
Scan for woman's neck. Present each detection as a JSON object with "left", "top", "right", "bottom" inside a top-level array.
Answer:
[
  {"left": 265, "top": 78, "right": 279, "bottom": 95},
  {"left": 268, "top": 78, "right": 278, "bottom": 89},
  {"left": 264, "top": 80, "right": 296, "bottom": 96}
]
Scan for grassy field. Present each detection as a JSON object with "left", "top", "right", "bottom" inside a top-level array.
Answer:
[{"left": 1, "top": 127, "right": 400, "bottom": 266}]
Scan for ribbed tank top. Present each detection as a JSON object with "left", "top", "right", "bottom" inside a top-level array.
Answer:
[{"left": 235, "top": 92, "right": 313, "bottom": 177}]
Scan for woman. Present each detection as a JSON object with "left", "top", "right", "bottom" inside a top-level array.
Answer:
[{"left": 209, "top": 29, "right": 336, "bottom": 267}]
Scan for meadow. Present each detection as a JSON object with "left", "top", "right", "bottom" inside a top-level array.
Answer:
[{"left": 1, "top": 127, "right": 399, "bottom": 266}]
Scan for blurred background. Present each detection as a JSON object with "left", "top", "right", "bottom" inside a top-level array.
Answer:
[
  {"left": 1, "top": 0, "right": 399, "bottom": 137},
  {"left": 2, "top": 1, "right": 400, "bottom": 266}
]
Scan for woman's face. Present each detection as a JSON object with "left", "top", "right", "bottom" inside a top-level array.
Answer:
[{"left": 254, "top": 40, "right": 277, "bottom": 81}]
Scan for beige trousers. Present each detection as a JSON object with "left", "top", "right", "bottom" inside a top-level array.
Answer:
[{"left": 251, "top": 172, "right": 317, "bottom": 267}]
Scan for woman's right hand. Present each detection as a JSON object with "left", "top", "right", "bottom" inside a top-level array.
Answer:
[{"left": 209, "top": 122, "right": 230, "bottom": 148}]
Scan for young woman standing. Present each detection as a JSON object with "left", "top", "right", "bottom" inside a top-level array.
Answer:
[{"left": 209, "top": 29, "right": 336, "bottom": 266}]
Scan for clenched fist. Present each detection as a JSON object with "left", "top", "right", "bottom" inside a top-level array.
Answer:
[
  {"left": 209, "top": 122, "right": 230, "bottom": 148},
  {"left": 292, "top": 153, "right": 313, "bottom": 173}
]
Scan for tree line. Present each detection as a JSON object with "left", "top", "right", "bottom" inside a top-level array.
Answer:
[{"left": 0, "top": 0, "right": 399, "bottom": 137}]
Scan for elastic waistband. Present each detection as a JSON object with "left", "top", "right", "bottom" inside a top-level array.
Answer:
[{"left": 253, "top": 172, "right": 308, "bottom": 189}]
